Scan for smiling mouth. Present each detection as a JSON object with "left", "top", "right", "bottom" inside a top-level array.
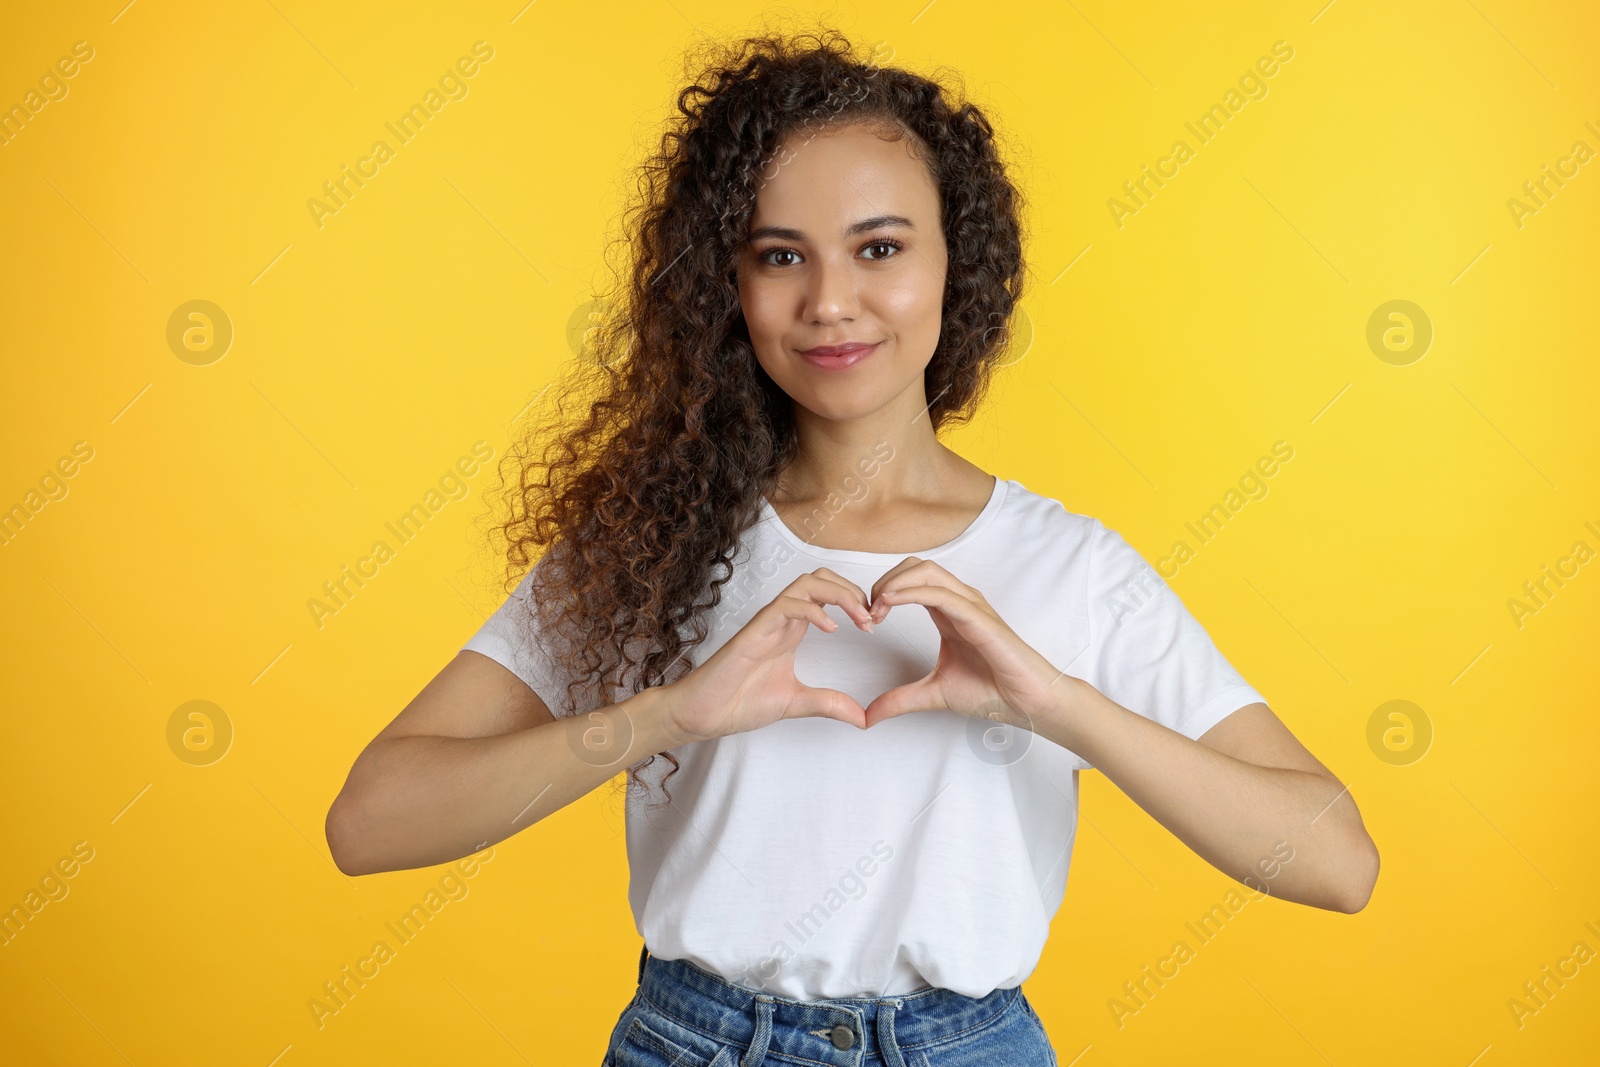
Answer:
[
  {"left": 798, "top": 340, "right": 882, "bottom": 369},
  {"left": 800, "top": 341, "right": 879, "bottom": 357}
]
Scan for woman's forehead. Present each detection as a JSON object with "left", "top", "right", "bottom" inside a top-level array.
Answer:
[{"left": 750, "top": 127, "right": 939, "bottom": 228}]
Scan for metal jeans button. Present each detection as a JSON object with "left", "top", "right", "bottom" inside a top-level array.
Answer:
[{"left": 829, "top": 1023, "right": 855, "bottom": 1050}]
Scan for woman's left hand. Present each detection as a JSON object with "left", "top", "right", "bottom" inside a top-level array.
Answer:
[{"left": 860, "top": 557, "right": 1083, "bottom": 731}]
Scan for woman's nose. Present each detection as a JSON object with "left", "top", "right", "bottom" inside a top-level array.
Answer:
[{"left": 804, "top": 255, "right": 860, "bottom": 325}]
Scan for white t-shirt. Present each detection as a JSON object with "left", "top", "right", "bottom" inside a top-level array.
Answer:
[{"left": 460, "top": 476, "right": 1267, "bottom": 1000}]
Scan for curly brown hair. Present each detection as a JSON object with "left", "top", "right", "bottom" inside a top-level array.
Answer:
[{"left": 485, "top": 25, "right": 1027, "bottom": 809}]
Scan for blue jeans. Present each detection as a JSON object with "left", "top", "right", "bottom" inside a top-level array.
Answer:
[{"left": 602, "top": 944, "right": 1059, "bottom": 1066}]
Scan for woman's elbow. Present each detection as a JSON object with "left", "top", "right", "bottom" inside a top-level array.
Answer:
[
  {"left": 1332, "top": 834, "right": 1379, "bottom": 914},
  {"left": 325, "top": 792, "right": 374, "bottom": 877}
]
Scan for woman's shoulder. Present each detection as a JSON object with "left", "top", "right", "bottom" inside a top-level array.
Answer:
[{"left": 993, "top": 477, "right": 1105, "bottom": 542}]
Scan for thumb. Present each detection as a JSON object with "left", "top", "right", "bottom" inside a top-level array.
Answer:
[
  {"left": 788, "top": 686, "right": 869, "bottom": 730},
  {"left": 863, "top": 680, "right": 941, "bottom": 727}
]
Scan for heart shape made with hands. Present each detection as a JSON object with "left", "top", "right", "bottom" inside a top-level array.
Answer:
[{"left": 823, "top": 558, "right": 1073, "bottom": 733}]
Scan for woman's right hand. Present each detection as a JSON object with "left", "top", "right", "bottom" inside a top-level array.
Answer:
[{"left": 658, "top": 568, "right": 877, "bottom": 743}]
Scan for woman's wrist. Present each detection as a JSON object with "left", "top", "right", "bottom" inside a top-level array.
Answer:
[
  {"left": 1029, "top": 675, "right": 1102, "bottom": 752},
  {"left": 623, "top": 681, "right": 701, "bottom": 753}
]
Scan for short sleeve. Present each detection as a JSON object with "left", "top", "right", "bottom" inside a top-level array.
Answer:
[
  {"left": 459, "top": 558, "right": 575, "bottom": 717},
  {"left": 1072, "top": 518, "right": 1267, "bottom": 768}
]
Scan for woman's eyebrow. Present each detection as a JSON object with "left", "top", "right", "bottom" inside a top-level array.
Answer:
[{"left": 747, "top": 214, "right": 915, "bottom": 242}]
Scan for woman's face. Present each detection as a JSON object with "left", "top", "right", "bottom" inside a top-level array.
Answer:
[{"left": 736, "top": 121, "right": 948, "bottom": 423}]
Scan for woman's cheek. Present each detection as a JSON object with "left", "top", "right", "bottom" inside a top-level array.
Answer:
[
  {"left": 739, "top": 281, "right": 785, "bottom": 348},
  {"left": 884, "top": 268, "right": 939, "bottom": 316}
]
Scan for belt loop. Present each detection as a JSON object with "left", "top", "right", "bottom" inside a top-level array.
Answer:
[
  {"left": 637, "top": 943, "right": 649, "bottom": 985},
  {"left": 876, "top": 998, "right": 907, "bottom": 1067},
  {"left": 740, "top": 994, "right": 775, "bottom": 1067}
]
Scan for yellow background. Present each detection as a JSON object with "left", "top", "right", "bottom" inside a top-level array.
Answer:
[{"left": 3, "top": 0, "right": 1597, "bottom": 1063}]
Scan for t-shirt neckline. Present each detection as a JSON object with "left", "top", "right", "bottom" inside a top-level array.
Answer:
[{"left": 758, "top": 476, "right": 1009, "bottom": 565}]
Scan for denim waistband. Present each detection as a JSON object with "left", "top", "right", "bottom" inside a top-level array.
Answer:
[{"left": 633, "top": 944, "right": 1020, "bottom": 1064}]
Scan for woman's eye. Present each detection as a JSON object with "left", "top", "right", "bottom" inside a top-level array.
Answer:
[{"left": 757, "top": 240, "right": 902, "bottom": 267}]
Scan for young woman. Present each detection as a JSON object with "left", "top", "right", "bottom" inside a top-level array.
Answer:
[{"left": 326, "top": 29, "right": 1378, "bottom": 1066}]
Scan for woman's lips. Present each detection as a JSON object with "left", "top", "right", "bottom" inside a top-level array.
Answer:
[{"left": 799, "top": 340, "right": 881, "bottom": 370}]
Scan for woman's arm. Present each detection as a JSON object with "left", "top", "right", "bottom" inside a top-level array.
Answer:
[
  {"left": 1036, "top": 687, "right": 1378, "bottom": 913},
  {"left": 325, "top": 650, "right": 689, "bottom": 876}
]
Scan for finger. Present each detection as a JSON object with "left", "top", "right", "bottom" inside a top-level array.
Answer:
[
  {"left": 863, "top": 679, "right": 942, "bottom": 727},
  {"left": 872, "top": 560, "right": 978, "bottom": 609},
  {"left": 801, "top": 570, "right": 875, "bottom": 627},
  {"left": 781, "top": 573, "right": 876, "bottom": 630},
  {"left": 808, "top": 566, "right": 872, "bottom": 616},
  {"left": 772, "top": 595, "right": 841, "bottom": 633},
  {"left": 867, "top": 556, "right": 926, "bottom": 607},
  {"left": 789, "top": 686, "right": 868, "bottom": 730},
  {"left": 874, "top": 584, "right": 991, "bottom": 630}
]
